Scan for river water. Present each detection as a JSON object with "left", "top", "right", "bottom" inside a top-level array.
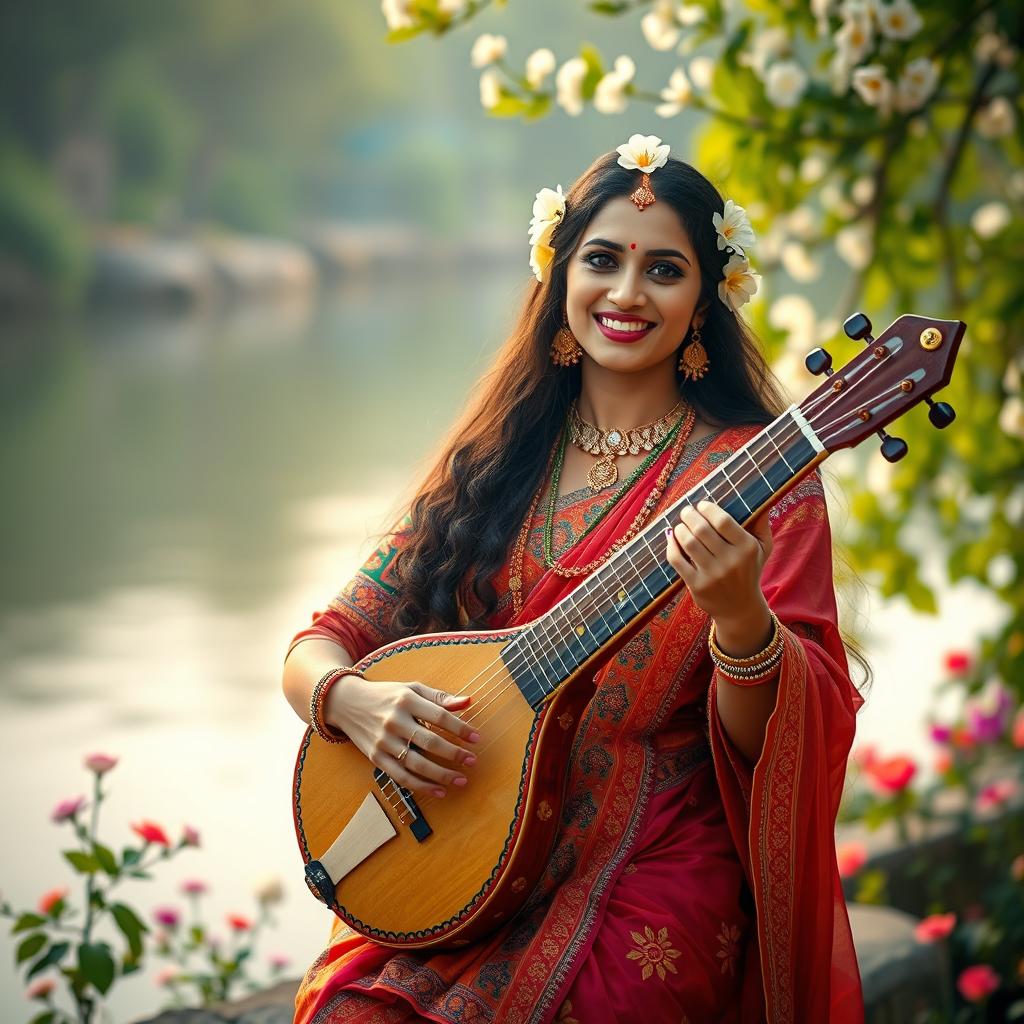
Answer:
[{"left": 0, "top": 266, "right": 1000, "bottom": 1022}]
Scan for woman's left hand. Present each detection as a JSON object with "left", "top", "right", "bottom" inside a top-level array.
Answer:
[{"left": 665, "top": 499, "right": 773, "bottom": 624}]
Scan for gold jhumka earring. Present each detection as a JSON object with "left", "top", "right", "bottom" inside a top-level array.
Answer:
[
  {"left": 550, "top": 313, "right": 583, "bottom": 366},
  {"left": 677, "top": 324, "right": 710, "bottom": 381}
]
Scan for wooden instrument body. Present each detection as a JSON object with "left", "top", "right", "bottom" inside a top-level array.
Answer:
[{"left": 292, "top": 625, "right": 600, "bottom": 949}]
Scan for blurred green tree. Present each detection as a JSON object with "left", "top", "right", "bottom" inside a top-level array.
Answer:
[{"left": 382, "top": 0, "right": 1024, "bottom": 701}]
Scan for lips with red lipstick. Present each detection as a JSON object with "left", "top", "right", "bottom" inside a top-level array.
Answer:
[{"left": 593, "top": 310, "right": 656, "bottom": 343}]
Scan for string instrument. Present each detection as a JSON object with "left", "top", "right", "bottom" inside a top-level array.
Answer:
[{"left": 292, "top": 311, "right": 964, "bottom": 950}]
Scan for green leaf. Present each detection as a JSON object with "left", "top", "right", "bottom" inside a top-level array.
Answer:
[
  {"left": 11, "top": 913, "right": 48, "bottom": 935},
  {"left": 78, "top": 941, "right": 116, "bottom": 995},
  {"left": 92, "top": 842, "right": 119, "bottom": 877},
  {"left": 589, "top": 0, "right": 629, "bottom": 12},
  {"left": 190, "top": 924, "right": 205, "bottom": 944},
  {"left": 122, "top": 847, "right": 142, "bottom": 867},
  {"left": 28, "top": 1013, "right": 56, "bottom": 1024},
  {"left": 126, "top": 870, "right": 153, "bottom": 880},
  {"left": 26, "top": 942, "right": 69, "bottom": 980},
  {"left": 17, "top": 932, "right": 47, "bottom": 964},
  {"left": 110, "top": 903, "right": 148, "bottom": 959},
  {"left": 63, "top": 850, "right": 101, "bottom": 875}
]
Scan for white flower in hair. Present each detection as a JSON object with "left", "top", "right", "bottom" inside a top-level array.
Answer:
[
  {"left": 712, "top": 199, "right": 756, "bottom": 255},
  {"left": 528, "top": 184, "right": 566, "bottom": 282},
  {"left": 719, "top": 254, "right": 760, "bottom": 311},
  {"left": 615, "top": 133, "right": 671, "bottom": 173}
]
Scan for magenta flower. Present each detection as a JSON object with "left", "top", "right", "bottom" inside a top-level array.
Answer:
[
  {"left": 51, "top": 796, "right": 87, "bottom": 823},
  {"left": 152, "top": 906, "right": 181, "bottom": 929},
  {"left": 180, "top": 878, "right": 208, "bottom": 896},
  {"left": 976, "top": 779, "right": 1017, "bottom": 813},
  {"left": 83, "top": 753, "right": 119, "bottom": 775},
  {"left": 966, "top": 683, "right": 1013, "bottom": 744},
  {"left": 928, "top": 723, "right": 952, "bottom": 744}
]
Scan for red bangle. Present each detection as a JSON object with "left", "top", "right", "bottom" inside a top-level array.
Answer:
[{"left": 310, "top": 667, "right": 365, "bottom": 744}]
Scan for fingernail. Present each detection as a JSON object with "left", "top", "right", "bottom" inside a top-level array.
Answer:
[
  {"left": 464, "top": 754, "right": 478, "bottom": 767},
  {"left": 453, "top": 776, "right": 468, "bottom": 787},
  {"left": 433, "top": 788, "right": 446, "bottom": 799},
  {"left": 469, "top": 731, "right": 481, "bottom": 743}
]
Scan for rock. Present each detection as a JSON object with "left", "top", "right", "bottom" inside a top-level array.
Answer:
[
  {"left": 133, "top": 978, "right": 300, "bottom": 1024},
  {"left": 850, "top": 903, "right": 951, "bottom": 1022}
]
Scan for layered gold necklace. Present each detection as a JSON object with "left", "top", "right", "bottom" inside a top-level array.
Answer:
[{"left": 568, "top": 398, "right": 685, "bottom": 491}]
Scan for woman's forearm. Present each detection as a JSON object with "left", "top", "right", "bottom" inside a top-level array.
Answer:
[{"left": 281, "top": 637, "right": 355, "bottom": 726}]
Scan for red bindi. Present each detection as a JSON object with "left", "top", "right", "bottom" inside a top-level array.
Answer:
[{"left": 629, "top": 242, "right": 637, "bottom": 249}]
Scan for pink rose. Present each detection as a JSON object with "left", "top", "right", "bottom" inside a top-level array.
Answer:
[
  {"left": 154, "top": 965, "right": 181, "bottom": 987},
  {"left": 83, "top": 753, "right": 119, "bottom": 775},
  {"left": 866, "top": 755, "right": 917, "bottom": 795},
  {"left": 269, "top": 953, "right": 290, "bottom": 969},
  {"left": 51, "top": 796, "right": 87, "bottom": 823},
  {"left": 227, "top": 913, "right": 252, "bottom": 931},
  {"left": 836, "top": 841, "right": 868, "bottom": 878},
  {"left": 956, "top": 964, "right": 999, "bottom": 1003},
  {"left": 153, "top": 906, "right": 181, "bottom": 929},
  {"left": 976, "top": 779, "right": 1016, "bottom": 813},
  {"left": 928, "top": 723, "right": 952, "bottom": 745},
  {"left": 37, "top": 887, "right": 68, "bottom": 915},
  {"left": 26, "top": 977, "right": 56, "bottom": 999},
  {"left": 181, "top": 825, "right": 201, "bottom": 848},
  {"left": 181, "top": 878, "right": 208, "bottom": 896},
  {"left": 913, "top": 913, "right": 956, "bottom": 942}
]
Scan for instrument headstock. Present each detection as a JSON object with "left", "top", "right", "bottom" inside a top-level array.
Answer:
[{"left": 797, "top": 312, "right": 965, "bottom": 461}]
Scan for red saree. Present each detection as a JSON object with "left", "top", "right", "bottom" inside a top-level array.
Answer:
[{"left": 287, "top": 424, "right": 865, "bottom": 1023}]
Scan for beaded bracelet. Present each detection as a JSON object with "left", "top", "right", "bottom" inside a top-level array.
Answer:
[
  {"left": 310, "top": 666, "right": 366, "bottom": 744},
  {"left": 708, "top": 610, "right": 784, "bottom": 686}
]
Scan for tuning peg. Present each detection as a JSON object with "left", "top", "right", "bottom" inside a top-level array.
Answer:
[
  {"left": 844, "top": 312, "right": 874, "bottom": 343},
  {"left": 804, "top": 348, "right": 833, "bottom": 376},
  {"left": 878, "top": 429, "right": 908, "bottom": 463},
  {"left": 926, "top": 398, "right": 956, "bottom": 429}
]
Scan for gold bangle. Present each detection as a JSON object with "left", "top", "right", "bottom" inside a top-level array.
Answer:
[
  {"left": 310, "top": 667, "right": 365, "bottom": 744},
  {"left": 708, "top": 610, "right": 782, "bottom": 667}
]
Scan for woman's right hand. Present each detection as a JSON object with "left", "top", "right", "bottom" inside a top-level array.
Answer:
[{"left": 323, "top": 675, "right": 481, "bottom": 799}]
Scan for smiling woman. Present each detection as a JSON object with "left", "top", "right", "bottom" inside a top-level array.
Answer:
[{"left": 282, "top": 134, "right": 867, "bottom": 1023}]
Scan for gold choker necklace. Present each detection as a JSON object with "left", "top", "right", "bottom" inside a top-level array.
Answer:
[{"left": 568, "top": 398, "right": 686, "bottom": 491}]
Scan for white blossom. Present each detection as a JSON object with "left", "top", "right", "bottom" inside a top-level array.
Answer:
[
  {"left": 555, "top": 57, "right": 588, "bottom": 116},
  {"left": 895, "top": 57, "right": 939, "bottom": 112},
  {"left": 740, "top": 27, "right": 790, "bottom": 79},
  {"left": 471, "top": 33, "right": 507, "bottom": 69},
  {"left": 799, "top": 154, "right": 827, "bottom": 183},
  {"left": 713, "top": 198, "right": 756, "bottom": 255},
  {"left": 641, "top": 1, "right": 681, "bottom": 52},
  {"left": 479, "top": 68, "right": 501, "bottom": 110},
  {"left": 594, "top": 56, "right": 635, "bottom": 114},
  {"left": 781, "top": 240, "right": 822, "bottom": 281},
  {"left": 764, "top": 61, "right": 808, "bottom": 109},
  {"left": 971, "top": 201, "right": 1012, "bottom": 239},
  {"left": 786, "top": 205, "right": 818, "bottom": 240},
  {"left": 851, "top": 176, "right": 875, "bottom": 206},
  {"left": 615, "top": 133, "right": 671, "bottom": 173},
  {"left": 688, "top": 56, "right": 715, "bottom": 90},
  {"left": 876, "top": 0, "right": 922, "bottom": 40},
  {"left": 438, "top": 0, "right": 469, "bottom": 13},
  {"left": 1000, "top": 396, "right": 1024, "bottom": 440},
  {"left": 976, "top": 96, "right": 1016, "bottom": 139},
  {"left": 656, "top": 67, "right": 693, "bottom": 117},
  {"left": 525, "top": 48, "right": 557, "bottom": 89},
  {"left": 852, "top": 64, "right": 893, "bottom": 113},
  {"left": 677, "top": 4, "right": 706, "bottom": 26},
  {"left": 834, "top": 12, "right": 873, "bottom": 65},
  {"left": 835, "top": 222, "right": 873, "bottom": 269},
  {"left": 380, "top": 0, "right": 414, "bottom": 31},
  {"left": 718, "top": 254, "right": 760, "bottom": 311},
  {"left": 975, "top": 32, "right": 1018, "bottom": 69}
]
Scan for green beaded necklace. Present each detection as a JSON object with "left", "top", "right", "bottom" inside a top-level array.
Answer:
[{"left": 542, "top": 407, "right": 688, "bottom": 569}]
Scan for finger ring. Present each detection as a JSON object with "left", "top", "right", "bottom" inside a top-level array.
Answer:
[{"left": 396, "top": 737, "right": 413, "bottom": 762}]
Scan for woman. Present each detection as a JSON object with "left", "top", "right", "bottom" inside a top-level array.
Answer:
[{"left": 282, "top": 134, "right": 866, "bottom": 1023}]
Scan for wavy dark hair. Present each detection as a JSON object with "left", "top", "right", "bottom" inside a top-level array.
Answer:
[{"left": 383, "top": 151, "right": 871, "bottom": 691}]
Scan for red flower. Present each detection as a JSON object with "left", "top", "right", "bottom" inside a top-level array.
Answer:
[
  {"left": 227, "top": 913, "right": 252, "bottom": 932},
  {"left": 943, "top": 650, "right": 972, "bottom": 676},
  {"left": 1012, "top": 708, "right": 1024, "bottom": 750},
  {"left": 131, "top": 821, "right": 171, "bottom": 846},
  {"left": 865, "top": 754, "right": 917, "bottom": 795},
  {"left": 914, "top": 913, "right": 956, "bottom": 943},
  {"left": 37, "top": 887, "right": 68, "bottom": 915},
  {"left": 957, "top": 964, "right": 999, "bottom": 1003},
  {"left": 835, "top": 841, "right": 868, "bottom": 878}
]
